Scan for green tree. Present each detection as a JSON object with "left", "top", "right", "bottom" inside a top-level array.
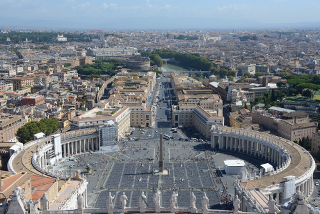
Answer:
[
  {"left": 16, "top": 118, "right": 60, "bottom": 144},
  {"left": 243, "top": 72, "right": 253, "bottom": 78},
  {"left": 271, "top": 89, "right": 276, "bottom": 101},
  {"left": 302, "top": 89, "right": 313, "bottom": 99},
  {"left": 149, "top": 54, "right": 163, "bottom": 67},
  {"left": 254, "top": 72, "right": 264, "bottom": 78},
  {"left": 63, "top": 63, "right": 72, "bottom": 67},
  {"left": 228, "top": 75, "right": 234, "bottom": 82},
  {"left": 276, "top": 82, "right": 286, "bottom": 90}
]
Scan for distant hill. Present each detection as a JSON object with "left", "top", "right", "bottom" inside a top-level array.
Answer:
[{"left": 0, "top": 15, "right": 319, "bottom": 30}]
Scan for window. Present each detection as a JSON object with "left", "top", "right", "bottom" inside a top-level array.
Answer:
[
  {"left": 186, "top": 115, "right": 188, "bottom": 118},
  {"left": 190, "top": 114, "right": 192, "bottom": 118},
  {"left": 181, "top": 115, "right": 184, "bottom": 118},
  {"left": 141, "top": 114, "right": 143, "bottom": 118}
]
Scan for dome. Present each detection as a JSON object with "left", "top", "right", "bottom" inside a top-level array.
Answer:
[{"left": 256, "top": 43, "right": 268, "bottom": 48}]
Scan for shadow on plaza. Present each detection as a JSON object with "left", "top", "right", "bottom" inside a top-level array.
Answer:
[
  {"left": 218, "top": 150, "right": 275, "bottom": 168},
  {"left": 157, "top": 121, "right": 171, "bottom": 128},
  {"left": 193, "top": 144, "right": 212, "bottom": 151}
]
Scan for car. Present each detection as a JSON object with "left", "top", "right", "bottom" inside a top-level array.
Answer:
[
  {"left": 185, "top": 139, "right": 189, "bottom": 141},
  {"left": 143, "top": 148, "right": 147, "bottom": 150},
  {"left": 179, "top": 138, "right": 183, "bottom": 141},
  {"left": 135, "top": 139, "right": 139, "bottom": 141},
  {"left": 155, "top": 130, "right": 158, "bottom": 133},
  {"left": 160, "top": 117, "right": 163, "bottom": 119},
  {"left": 316, "top": 182, "right": 319, "bottom": 186}
]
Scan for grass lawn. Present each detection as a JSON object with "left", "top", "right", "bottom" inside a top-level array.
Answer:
[{"left": 313, "top": 95, "right": 320, "bottom": 100}]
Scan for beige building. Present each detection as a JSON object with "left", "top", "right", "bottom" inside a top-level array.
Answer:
[
  {"left": 229, "top": 109, "right": 252, "bottom": 130},
  {"left": 71, "top": 105, "right": 153, "bottom": 140},
  {"left": 311, "top": 131, "right": 320, "bottom": 157},
  {"left": 12, "top": 76, "right": 35, "bottom": 91},
  {"left": 171, "top": 72, "right": 206, "bottom": 97},
  {"left": 171, "top": 105, "right": 224, "bottom": 139},
  {"left": 0, "top": 114, "right": 28, "bottom": 142},
  {"left": 252, "top": 108, "right": 317, "bottom": 142}
]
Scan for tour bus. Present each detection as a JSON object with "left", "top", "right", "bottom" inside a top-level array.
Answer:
[{"left": 191, "top": 138, "right": 198, "bottom": 142}]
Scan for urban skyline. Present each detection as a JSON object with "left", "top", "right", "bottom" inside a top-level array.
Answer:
[{"left": 1, "top": 0, "right": 320, "bottom": 29}]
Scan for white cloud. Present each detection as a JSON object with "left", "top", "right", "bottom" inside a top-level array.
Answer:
[
  {"left": 72, "top": 2, "right": 90, "bottom": 10},
  {"left": 103, "top": 3, "right": 108, "bottom": 8},
  {"left": 79, "top": 3, "right": 90, "bottom": 8},
  {"left": 109, "top": 3, "right": 117, "bottom": 7},
  {"left": 163, "top": 4, "right": 172, "bottom": 9},
  {"left": 217, "top": 4, "right": 249, "bottom": 12}
]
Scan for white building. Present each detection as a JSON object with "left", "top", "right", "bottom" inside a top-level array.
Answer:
[
  {"left": 237, "top": 64, "right": 256, "bottom": 76},
  {"left": 57, "top": 34, "right": 67, "bottom": 42},
  {"left": 224, "top": 159, "right": 245, "bottom": 175}
]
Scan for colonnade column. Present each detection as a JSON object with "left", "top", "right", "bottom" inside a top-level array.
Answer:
[
  {"left": 71, "top": 142, "right": 74, "bottom": 155},
  {"left": 242, "top": 139, "right": 244, "bottom": 153},
  {"left": 246, "top": 140, "right": 249, "bottom": 154},
  {"left": 75, "top": 140, "right": 78, "bottom": 154},
  {"left": 63, "top": 144, "right": 66, "bottom": 158}
]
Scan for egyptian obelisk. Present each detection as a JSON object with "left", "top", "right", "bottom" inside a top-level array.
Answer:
[{"left": 159, "top": 133, "right": 163, "bottom": 172}]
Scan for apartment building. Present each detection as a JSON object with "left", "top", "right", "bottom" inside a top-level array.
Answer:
[
  {"left": 20, "top": 95, "right": 45, "bottom": 106},
  {"left": 86, "top": 47, "right": 138, "bottom": 59},
  {"left": 12, "top": 76, "right": 35, "bottom": 91},
  {"left": 171, "top": 105, "right": 224, "bottom": 139},
  {"left": 237, "top": 64, "right": 256, "bottom": 76},
  {"left": 252, "top": 107, "right": 317, "bottom": 141},
  {"left": 0, "top": 114, "right": 28, "bottom": 142},
  {"left": 171, "top": 72, "right": 206, "bottom": 97},
  {"left": 229, "top": 109, "right": 252, "bottom": 129},
  {"left": 71, "top": 105, "right": 153, "bottom": 140},
  {"left": 311, "top": 131, "right": 320, "bottom": 157}
]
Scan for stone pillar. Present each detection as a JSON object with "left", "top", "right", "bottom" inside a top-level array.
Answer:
[
  {"left": 236, "top": 138, "right": 239, "bottom": 152},
  {"left": 275, "top": 193, "right": 279, "bottom": 205},
  {"left": 87, "top": 139, "right": 90, "bottom": 151},
  {"left": 42, "top": 156, "right": 44, "bottom": 168},
  {"left": 96, "top": 138, "right": 99, "bottom": 150},
  {"left": 71, "top": 141, "right": 74, "bottom": 155},
  {"left": 219, "top": 136, "right": 223, "bottom": 150},
  {"left": 80, "top": 140, "right": 82, "bottom": 153},
  {"left": 66, "top": 143, "right": 69, "bottom": 157},
  {"left": 242, "top": 139, "right": 245, "bottom": 152},
  {"left": 211, "top": 135, "right": 214, "bottom": 148},
  {"left": 226, "top": 137, "right": 229, "bottom": 150},
  {"left": 76, "top": 140, "right": 78, "bottom": 154},
  {"left": 63, "top": 144, "right": 66, "bottom": 158},
  {"left": 246, "top": 140, "right": 249, "bottom": 154}
]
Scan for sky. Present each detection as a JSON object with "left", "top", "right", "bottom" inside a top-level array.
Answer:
[{"left": 1, "top": 0, "right": 320, "bottom": 29}]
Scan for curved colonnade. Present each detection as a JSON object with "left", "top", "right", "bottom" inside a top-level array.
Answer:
[
  {"left": 211, "top": 125, "right": 315, "bottom": 207},
  {"left": 7, "top": 126, "right": 315, "bottom": 213},
  {"left": 9, "top": 128, "right": 100, "bottom": 178}
]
